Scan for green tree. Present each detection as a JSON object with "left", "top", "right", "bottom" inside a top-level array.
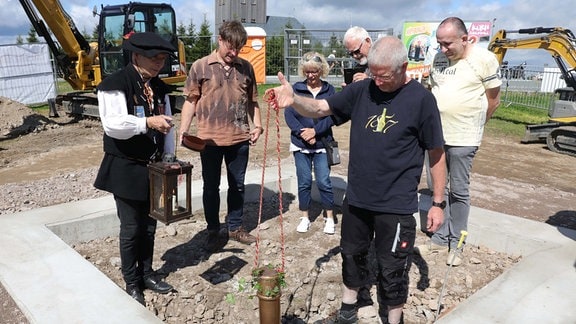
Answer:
[
  {"left": 266, "top": 35, "right": 284, "bottom": 75},
  {"left": 82, "top": 30, "right": 93, "bottom": 42},
  {"left": 311, "top": 40, "right": 323, "bottom": 55},
  {"left": 178, "top": 19, "right": 198, "bottom": 65},
  {"left": 26, "top": 25, "right": 39, "bottom": 43},
  {"left": 16, "top": 35, "right": 24, "bottom": 44},
  {"left": 266, "top": 21, "right": 292, "bottom": 75},
  {"left": 195, "top": 15, "right": 213, "bottom": 60},
  {"left": 92, "top": 26, "right": 99, "bottom": 40},
  {"left": 327, "top": 32, "right": 345, "bottom": 57}
]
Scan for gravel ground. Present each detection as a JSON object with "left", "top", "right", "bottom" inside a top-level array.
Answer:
[{"left": 5, "top": 96, "right": 575, "bottom": 323}]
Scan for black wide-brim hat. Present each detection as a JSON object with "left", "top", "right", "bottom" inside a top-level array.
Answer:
[{"left": 122, "top": 32, "right": 177, "bottom": 58}]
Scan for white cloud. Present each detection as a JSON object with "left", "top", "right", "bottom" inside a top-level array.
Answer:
[
  {"left": 1, "top": 0, "right": 574, "bottom": 66},
  {"left": 68, "top": 4, "right": 99, "bottom": 35}
]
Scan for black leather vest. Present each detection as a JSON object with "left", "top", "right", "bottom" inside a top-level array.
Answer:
[{"left": 97, "top": 64, "right": 169, "bottom": 162}]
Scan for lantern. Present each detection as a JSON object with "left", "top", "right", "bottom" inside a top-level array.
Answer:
[{"left": 148, "top": 160, "right": 193, "bottom": 224}]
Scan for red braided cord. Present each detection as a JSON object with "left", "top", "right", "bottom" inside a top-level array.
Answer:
[
  {"left": 273, "top": 96, "right": 286, "bottom": 273},
  {"left": 253, "top": 95, "right": 271, "bottom": 269},
  {"left": 253, "top": 90, "right": 285, "bottom": 272}
]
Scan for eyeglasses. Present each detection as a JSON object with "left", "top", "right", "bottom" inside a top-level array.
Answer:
[
  {"left": 347, "top": 39, "right": 365, "bottom": 57},
  {"left": 370, "top": 72, "right": 395, "bottom": 82},
  {"left": 304, "top": 70, "right": 320, "bottom": 75}
]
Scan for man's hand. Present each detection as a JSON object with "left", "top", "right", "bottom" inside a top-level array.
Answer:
[
  {"left": 426, "top": 206, "right": 444, "bottom": 233},
  {"left": 147, "top": 115, "right": 173, "bottom": 134},
  {"left": 249, "top": 127, "right": 262, "bottom": 145},
  {"left": 352, "top": 72, "right": 369, "bottom": 83},
  {"left": 265, "top": 72, "right": 295, "bottom": 110}
]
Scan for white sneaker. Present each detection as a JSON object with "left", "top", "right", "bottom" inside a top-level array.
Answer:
[
  {"left": 446, "top": 251, "right": 463, "bottom": 266},
  {"left": 297, "top": 217, "right": 311, "bottom": 233},
  {"left": 415, "top": 242, "right": 446, "bottom": 256},
  {"left": 323, "top": 218, "right": 335, "bottom": 234}
]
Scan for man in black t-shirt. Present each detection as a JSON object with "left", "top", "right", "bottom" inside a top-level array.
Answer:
[{"left": 268, "top": 36, "right": 446, "bottom": 324}]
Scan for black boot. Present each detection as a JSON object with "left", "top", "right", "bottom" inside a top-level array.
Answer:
[{"left": 126, "top": 283, "right": 145, "bottom": 306}]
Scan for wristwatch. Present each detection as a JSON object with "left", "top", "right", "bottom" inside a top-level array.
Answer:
[{"left": 432, "top": 200, "right": 447, "bottom": 210}]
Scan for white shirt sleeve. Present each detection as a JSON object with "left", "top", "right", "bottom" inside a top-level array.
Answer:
[{"left": 97, "top": 90, "right": 148, "bottom": 140}]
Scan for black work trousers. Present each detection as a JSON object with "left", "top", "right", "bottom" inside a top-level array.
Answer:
[{"left": 114, "top": 195, "right": 158, "bottom": 287}]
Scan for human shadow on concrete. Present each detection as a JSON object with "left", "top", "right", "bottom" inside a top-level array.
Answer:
[
  {"left": 156, "top": 186, "right": 295, "bottom": 278},
  {"left": 546, "top": 210, "right": 576, "bottom": 238}
]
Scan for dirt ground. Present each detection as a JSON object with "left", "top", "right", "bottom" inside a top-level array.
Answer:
[{"left": 0, "top": 96, "right": 575, "bottom": 323}]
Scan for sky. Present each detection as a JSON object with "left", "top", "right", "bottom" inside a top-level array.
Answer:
[{"left": 1, "top": 0, "right": 574, "bottom": 67}]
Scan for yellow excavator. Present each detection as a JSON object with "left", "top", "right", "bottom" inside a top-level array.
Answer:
[
  {"left": 18, "top": 0, "right": 187, "bottom": 117},
  {"left": 488, "top": 27, "right": 576, "bottom": 157}
]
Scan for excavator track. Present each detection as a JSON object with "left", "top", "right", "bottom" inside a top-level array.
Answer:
[{"left": 546, "top": 126, "right": 576, "bottom": 157}]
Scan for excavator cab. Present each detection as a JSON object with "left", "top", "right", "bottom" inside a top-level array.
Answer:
[
  {"left": 18, "top": 0, "right": 187, "bottom": 117},
  {"left": 98, "top": 3, "right": 181, "bottom": 81}
]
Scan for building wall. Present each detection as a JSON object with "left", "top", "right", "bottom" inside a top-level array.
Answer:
[{"left": 215, "top": 0, "right": 267, "bottom": 33}]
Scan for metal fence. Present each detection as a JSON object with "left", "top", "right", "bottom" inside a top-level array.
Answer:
[
  {"left": 180, "top": 29, "right": 397, "bottom": 87},
  {"left": 282, "top": 28, "right": 394, "bottom": 86},
  {"left": 1, "top": 39, "right": 568, "bottom": 111},
  {"left": 499, "top": 64, "right": 566, "bottom": 110}
]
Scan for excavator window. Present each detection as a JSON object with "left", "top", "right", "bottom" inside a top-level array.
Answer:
[
  {"left": 98, "top": 4, "right": 179, "bottom": 79},
  {"left": 100, "top": 14, "right": 125, "bottom": 77}
]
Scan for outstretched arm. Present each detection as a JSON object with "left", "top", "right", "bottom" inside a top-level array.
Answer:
[{"left": 267, "top": 72, "right": 332, "bottom": 118}]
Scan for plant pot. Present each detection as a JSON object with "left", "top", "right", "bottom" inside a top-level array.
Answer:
[
  {"left": 257, "top": 294, "right": 281, "bottom": 324},
  {"left": 254, "top": 266, "right": 282, "bottom": 324}
]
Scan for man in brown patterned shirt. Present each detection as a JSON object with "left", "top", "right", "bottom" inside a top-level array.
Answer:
[{"left": 180, "top": 20, "right": 263, "bottom": 252}]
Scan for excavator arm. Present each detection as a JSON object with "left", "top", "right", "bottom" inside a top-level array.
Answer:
[
  {"left": 488, "top": 27, "right": 576, "bottom": 90},
  {"left": 18, "top": 1, "right": 187, "bottom": 117},
  {"left": 488, "top": 27, "right": 576, "bottom": 156},
  {"left": 18, "top": 0, "right": 98, "bottom": 90}
]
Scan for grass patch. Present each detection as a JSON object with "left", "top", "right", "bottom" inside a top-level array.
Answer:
[
  {"left": 487, "top": 103, "right": 549, "bottom": 138},
  {"left": 257, "top": 83, "right": 278, "bottom": 97},
  {"left": 51, "top": 79, "right": 551, "bottom": 142}
]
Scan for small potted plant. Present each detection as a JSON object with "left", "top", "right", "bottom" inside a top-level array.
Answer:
[
  {"left": 227, "top": 264, "right": 286, "bottom": 324},
  {"left": 252, "top": 264, "right": 286, "bottom": 324}
]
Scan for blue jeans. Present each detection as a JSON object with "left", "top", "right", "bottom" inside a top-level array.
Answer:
[
  {"left": 200, "top": 141, "right": 249, "bottom": 232},
  {"left": 293, "top": 151, "right": 334, "bottom": 211},
  {"left": 430, "top": 146, "right": 478, "bottom": 249}
]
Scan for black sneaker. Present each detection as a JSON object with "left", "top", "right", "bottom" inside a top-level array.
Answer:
[
  {"left": 356, "top": 285, "right": 374, "bottom": 308},
  {"left": 335, "top": 309, "right": 358, "bottom": 324}
]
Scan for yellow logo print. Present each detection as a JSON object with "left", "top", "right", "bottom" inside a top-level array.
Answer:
[{"left": 366, "top": 108, "right": 398, "bottom": 133}]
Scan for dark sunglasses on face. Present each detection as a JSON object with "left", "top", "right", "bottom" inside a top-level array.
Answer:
[{"left": 347, "top": 39, "right": 365, "bottom": 57}]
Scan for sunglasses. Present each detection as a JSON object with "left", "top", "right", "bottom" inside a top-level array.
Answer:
[
  {"left": 305, "top": 55, "right": 322, "bottom": 63},
  {"left": 347, "top": 39, "right": 365, "bottom": 57}
]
